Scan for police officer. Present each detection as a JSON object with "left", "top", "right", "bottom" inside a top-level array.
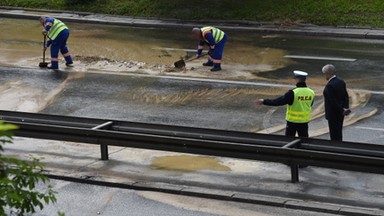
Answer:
[
  {"left": 256, "top": 71, "right": 315, "bottom": 138},
  {"left": 192, "top": 26, "right": 227, "bottom": 72},
  {"left": 39, "top": 16, "right": 73, "bottom": 69}
]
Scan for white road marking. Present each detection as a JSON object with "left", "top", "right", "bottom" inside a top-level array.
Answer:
[
  {"left": 91, "top": 72, "right": 384, "bottom": 95},
  {"left": 67, "top": 69, "right": 384, "bottom": 95},
  {"left": 116, "top": 72, "right": 294, "bottom": 88},
  {"left": 355, "top": 126, "right": 384, "bottom": 132},
  {"left": 284, "top": 55, "right": 356, "bottom": 62},
  {"left": 362, "top": 90, "right": 384, "bottom": 95},
  {"left": 14, "top": 65, "right": 384, "bottom": 95}
]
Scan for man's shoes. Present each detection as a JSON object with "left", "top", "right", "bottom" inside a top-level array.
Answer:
[
  {"left": 202, "top": 61, "right": 213, "bottom": 67},
  {"left": 210, "top": 66, "right": 221, "bottom": 72},
  {"left": 65, "top": 62, "right": 74, "bottom": 67},
  {"left": 47, "top": 66, "right": 59, "bottom": 70}
]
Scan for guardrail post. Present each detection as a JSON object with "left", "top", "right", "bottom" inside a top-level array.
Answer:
[
  {"left": 100, "top": 144, "right": 109, "bottom": 160},
  {"left": 290, "top": 164, "right": 299, "bottom": 183},
  {"left": 92, "top": 121, "right": 113, "bottom": 160}
]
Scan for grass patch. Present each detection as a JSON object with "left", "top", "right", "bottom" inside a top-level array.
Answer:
[{"left": 2, "top": 0, "right": 384, "bottom": 27}]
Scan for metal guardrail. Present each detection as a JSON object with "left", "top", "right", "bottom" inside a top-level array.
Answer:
[{"left": 1, "top": 110, "right": 384, "bottom": 183}]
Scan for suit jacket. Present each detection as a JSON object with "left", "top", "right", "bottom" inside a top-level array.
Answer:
[{"left": 323, "top": 76, "right": 349, "bottom": 121}]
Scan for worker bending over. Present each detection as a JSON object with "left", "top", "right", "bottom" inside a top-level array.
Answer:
[
  {"left": 39, "top": 16, "right": 73, "bottom": 69},
  {"left": 192, "top": 26, "right": 227, "bottom": 72}
]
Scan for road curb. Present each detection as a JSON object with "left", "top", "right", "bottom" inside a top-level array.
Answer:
[{"left": 46, "top": 174, "right": 384, "bottom": 216}]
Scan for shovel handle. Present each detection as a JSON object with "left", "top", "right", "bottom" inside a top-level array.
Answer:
[
  {"left": 184, "top": 53, "right": 208, "bottom": 63},
  {"left": 42, "top": 35, "right": 47, "bottom": 63},
  {"left": 174, "top": 52, "right": 209, "bottom": 68}
]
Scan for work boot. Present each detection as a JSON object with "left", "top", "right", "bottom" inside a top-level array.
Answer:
[
  {"left": 47, "top": 66, "right": 59, "bottom": 70},
  {"left": 203, "top": 61, "right": 213, "bottom": 67},
  {"left": 65, "top": 62, "right": 74, "bottom": 67},
  {"left": 210, "top": 66, "right": 221, "bottom": 72},
  {"left": 49, "top": 61, "right": 59, "bottom": 70}
]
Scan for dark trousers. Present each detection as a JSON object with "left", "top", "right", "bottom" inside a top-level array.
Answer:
[
  {"left": 208, "top": 34, "right": 227, "bottom": 67},
  {"left": 51, "top": 29, "right": 70, "bottom": 58},
  {"left": 285, "top": 121, "right": 309, "bottom": 168},
  {"left": 285, "top": 121, "right": 309, "bottom": 138},
  {"left": 50, "top": 29, "right": 72, "bottom": 68},
  {"left": 327, "top": 116, "right": 344, "bottom": 141}
]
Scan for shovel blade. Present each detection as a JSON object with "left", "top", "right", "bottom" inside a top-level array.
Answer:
[
  {"left": 174, "top": 59, "right": 186, "bottom": 68},
  {"left": 39, "top": 62, "right": 48, "bottom": 68}
]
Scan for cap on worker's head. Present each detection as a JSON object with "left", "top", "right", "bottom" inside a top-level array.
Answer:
[
  {"left": 293, "top": 70, "right": 308, "bottom": 78},
  {"left": 39, "top": 16, "right": 48, "bottom": 24},
  {"left": 192, "top": 27, "right": 201, "bottom": 35}
]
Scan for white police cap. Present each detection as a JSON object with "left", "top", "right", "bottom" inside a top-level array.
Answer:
[{"left": 293, "top": 70, "right": 308, "bottom": 78}]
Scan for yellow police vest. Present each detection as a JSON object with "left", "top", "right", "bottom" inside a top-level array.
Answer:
[
  {"left": 286, "top": 88, "right": 315, "bottom": 123},
  {"left": 47, "top": 19, "right": 68, "bottom": 40},
  {"left": 201, "top": 26, "right": 225, "bottom": 44}
]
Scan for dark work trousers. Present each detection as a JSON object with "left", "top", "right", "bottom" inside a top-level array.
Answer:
[
  {"left": 327, "top": 116, "right": 344, "bottom": 141},
  {"left": 285, "top": 121, "right": 309, "bottom": 138},
  {"left": 50, "top": 29, "right": 72, "bottom": 68},
  {"left": 210, "top": 34, "right": 227, "bottom": 67}
]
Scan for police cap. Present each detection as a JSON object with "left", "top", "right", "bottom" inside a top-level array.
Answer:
[{"left": 293, "top": 70, "right": 308, "bottom": 78}]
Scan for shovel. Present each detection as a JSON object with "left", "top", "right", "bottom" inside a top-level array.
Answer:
[
  {"left": 39, "top": 34, "right": 48, "bottom": 68},
  {"left": 174, "top": 53, "right": 208, "bottom": 68}
]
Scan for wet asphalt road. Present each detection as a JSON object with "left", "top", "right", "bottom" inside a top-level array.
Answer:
[
  {"left": 32, "top": 179, "right": 339, "bottom": 216},
  {"left": 1, "top": 14, "right": 384, "bottom": 215},
  {"left": 1, "top": 65, "right": 383, "bottom": 144},
  {"left": 2, "top": 65, "right": 384, "bottom": 214}
]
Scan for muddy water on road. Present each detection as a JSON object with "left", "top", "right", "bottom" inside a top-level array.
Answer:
[
  {"left": 0, "top": 18, "right": 381, "bottom": 140},
  {"left": 151, "top": 155, "right": 231, "bottom": 172},
  {"left": 0, "top": 17, "right": 382, "bottom": 183},
  {"left": 0, "top": 18, "right": 291, "bottom": 80}
]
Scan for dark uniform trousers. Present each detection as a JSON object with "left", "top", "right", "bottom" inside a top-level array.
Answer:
[{"left": 285, "top": 121, "right": 309, "bottom": 138}]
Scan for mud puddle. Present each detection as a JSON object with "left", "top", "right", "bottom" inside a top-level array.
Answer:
[{"left": 151, "top": 155, "right": 231, "bottom": 172}]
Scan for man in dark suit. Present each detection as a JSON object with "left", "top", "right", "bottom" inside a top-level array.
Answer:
[{"left": 322, "top": 64, "right": 351, "bottom": 141}]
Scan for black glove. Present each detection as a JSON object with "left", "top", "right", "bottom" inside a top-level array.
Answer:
[{"left": 46, "top": 40, "right": 52, "bottom": 48}]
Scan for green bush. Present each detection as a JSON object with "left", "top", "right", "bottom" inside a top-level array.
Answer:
[
  {"left": 2, "top": 0, "right": 384, "bottom": 27},
  {"left": 0, "top": 121, "right": 58, "bottom": 215}
]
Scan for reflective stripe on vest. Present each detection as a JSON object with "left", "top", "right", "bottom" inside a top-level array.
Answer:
[
  {"left": 201, "top": 26, "right": 224, "bottom": 44},
  {"left": 47, "top": 19, "right": 68, "bottom": 40},
  {"left": 286, "top": 87, "right": 315, "bottom": 123}
]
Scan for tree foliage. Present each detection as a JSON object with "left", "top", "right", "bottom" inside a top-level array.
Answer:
[{"left": 0, "top": 121, "right": 57, "bottom": 215}]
